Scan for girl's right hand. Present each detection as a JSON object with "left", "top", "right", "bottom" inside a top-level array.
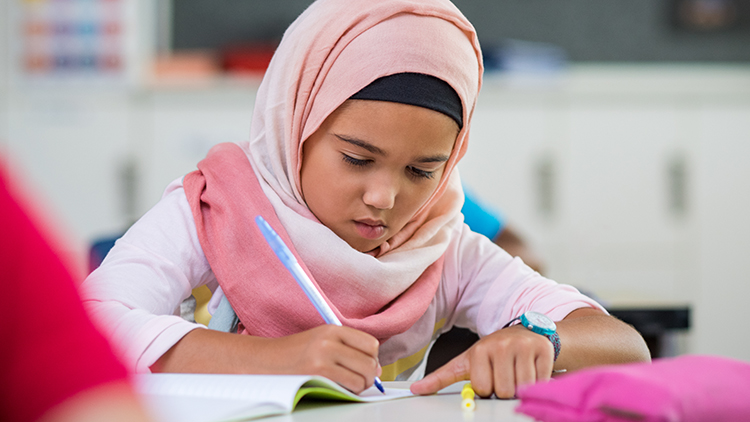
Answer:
[
  {"left": 151, "top": 325, "right": 381, "bottom": 394},
  {"left": 260, "top": 325, "right": 382, "bottom": 394}
]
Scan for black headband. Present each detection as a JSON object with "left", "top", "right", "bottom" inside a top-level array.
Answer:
[{"left": 349, "top": 72, "right": 463, "bottom": 129}]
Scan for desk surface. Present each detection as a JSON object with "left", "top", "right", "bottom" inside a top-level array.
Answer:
[{"left": 264, "top": 382, "right": 534, "bottom": 422}]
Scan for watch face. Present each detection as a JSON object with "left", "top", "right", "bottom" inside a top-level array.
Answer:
[{"left": 522, "top": 312, "right": 556, "bottom": 333}]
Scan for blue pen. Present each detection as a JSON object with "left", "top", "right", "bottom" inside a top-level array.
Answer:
[{"left": 255, "top": 215, "right": 386, "bottom": 394}]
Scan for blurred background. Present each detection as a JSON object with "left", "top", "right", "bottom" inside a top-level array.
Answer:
[{"left": 1, "top": 0, "right": 748, "bottom": 361}]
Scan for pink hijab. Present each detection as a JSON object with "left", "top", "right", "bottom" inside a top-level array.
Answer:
[{"left": 184, "top": 0, "right": 482, "bottom": 344}]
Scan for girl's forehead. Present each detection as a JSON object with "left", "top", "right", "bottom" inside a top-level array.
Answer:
[
  {"left": 331, "top": 99, "right": 459, "bottom": 133},
  {"left": 317, "top": 100, "right": 459, "bottom": 157}
]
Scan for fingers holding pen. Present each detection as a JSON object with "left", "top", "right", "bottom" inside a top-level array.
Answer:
[
  {"left": 325, "top": 325, "right": 382, "bottom": 392},
  {"left": 287, "top": 325, "right": 381, "bottom": 394},
  {"left": 335, "top": 325, "right": 381, "bottom": 361}
]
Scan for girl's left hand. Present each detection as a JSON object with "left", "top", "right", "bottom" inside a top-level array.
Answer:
[{"left": 409, "top": 325, "right": 555, "bottom": 398}]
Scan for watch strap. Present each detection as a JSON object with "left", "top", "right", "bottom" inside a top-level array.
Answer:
[
  {"left": 547, "top": 331, "right": 561, "bottom": 361},
  {"left": 502, "top": 316, "right": 520, "bottom": 329}
]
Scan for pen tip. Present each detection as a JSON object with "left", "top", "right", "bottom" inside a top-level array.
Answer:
[{"left": 374, "top": 378, "right": 385, "bottom": 394}]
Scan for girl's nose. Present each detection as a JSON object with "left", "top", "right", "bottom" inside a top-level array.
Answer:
[{"left": 363, "top": 177, "right": 397, "bottom": 210}]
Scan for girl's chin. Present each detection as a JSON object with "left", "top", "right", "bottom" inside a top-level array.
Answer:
[
  {"left": 345, "top": 238, "right": 383, "bottom": 255},
  {"left": 351, "top": 241, "right": 380, "bottom": 255}
]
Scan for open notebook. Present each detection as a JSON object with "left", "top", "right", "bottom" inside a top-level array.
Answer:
[{"left": 136, "top": 374, "right": 415, "bottom": 422}]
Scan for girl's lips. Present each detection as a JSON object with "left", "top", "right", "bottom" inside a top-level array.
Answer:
[{"left": 354, "top": 220, "right": 386, "bottom": 240}]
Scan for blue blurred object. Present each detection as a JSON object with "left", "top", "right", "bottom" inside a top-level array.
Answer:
[
  {"left": 88, "top": 233, "right": 122, "bottom": 273},
  {"left": 461, "top": 187, "right": 505, "bottom": 240},
  {"left": 483, "top": 39, "right": 568, "bottom": 73}
]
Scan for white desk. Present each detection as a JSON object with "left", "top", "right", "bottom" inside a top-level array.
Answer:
[{"left": 264, "top": 382, "right": 535, "bottom": 422}]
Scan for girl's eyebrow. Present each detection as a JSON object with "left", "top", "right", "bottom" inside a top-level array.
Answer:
[
  {"left": 335, "top": 134, "right": 450, "bottom": 163},
  {"left": 416, "top": 154, "right": 450, "bottom": 164},
  {"left": 335, "top": 134, "right": 385, "bottom": 155}
]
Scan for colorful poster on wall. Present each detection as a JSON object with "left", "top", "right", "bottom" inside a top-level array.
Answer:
[{"left": 12, "top": 0, "right": 133, "bottom": 85}]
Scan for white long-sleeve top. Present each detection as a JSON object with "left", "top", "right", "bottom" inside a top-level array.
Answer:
[{"left": 80, "top": 178, "right": 604, "bottom": 378}]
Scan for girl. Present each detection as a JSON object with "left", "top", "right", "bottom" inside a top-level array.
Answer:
[{"left": 82, "top": 0, "right": 649, "bottom": 398}]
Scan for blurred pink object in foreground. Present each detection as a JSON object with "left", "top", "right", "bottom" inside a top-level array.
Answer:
[{"left": 516, "top": 354, "right": 750, "bottom": 422}]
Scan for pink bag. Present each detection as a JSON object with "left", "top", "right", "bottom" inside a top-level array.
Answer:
[{"left": 516, "top": 355, "right": 750, "bottom": 422}]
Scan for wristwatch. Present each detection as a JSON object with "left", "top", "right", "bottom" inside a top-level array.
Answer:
[{"left": 504, "top": 311, "right": 561, "bottom": 361}]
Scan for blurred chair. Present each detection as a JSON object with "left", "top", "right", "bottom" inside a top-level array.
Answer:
[{"left": 88, "top": 235, "right": 120, "bottom": 274}]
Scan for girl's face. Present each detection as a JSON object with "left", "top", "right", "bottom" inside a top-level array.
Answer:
[{"left": 301, "top": 99, "right": 459, "bottom": 253}]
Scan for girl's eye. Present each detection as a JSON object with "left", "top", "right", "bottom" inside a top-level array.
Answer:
[
  {"left": 408, "top": 166, "right": 436, "bottom": 180},
  {"left": 342, "top": 154, "right": 370, "bottom": 167}
]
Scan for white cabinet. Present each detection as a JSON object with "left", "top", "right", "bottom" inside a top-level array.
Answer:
[
  {"left": 463, "top": 74, "right": 694, "bottom": 303},
  {"left": 692, "top": 104, "right": 750, "bottom": 360},
  {"left": 560, "top": 102, "right": 688, "bottom": 301},
  {"left": 136, "top": 84, "right": 257, "bottom": 214}
]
